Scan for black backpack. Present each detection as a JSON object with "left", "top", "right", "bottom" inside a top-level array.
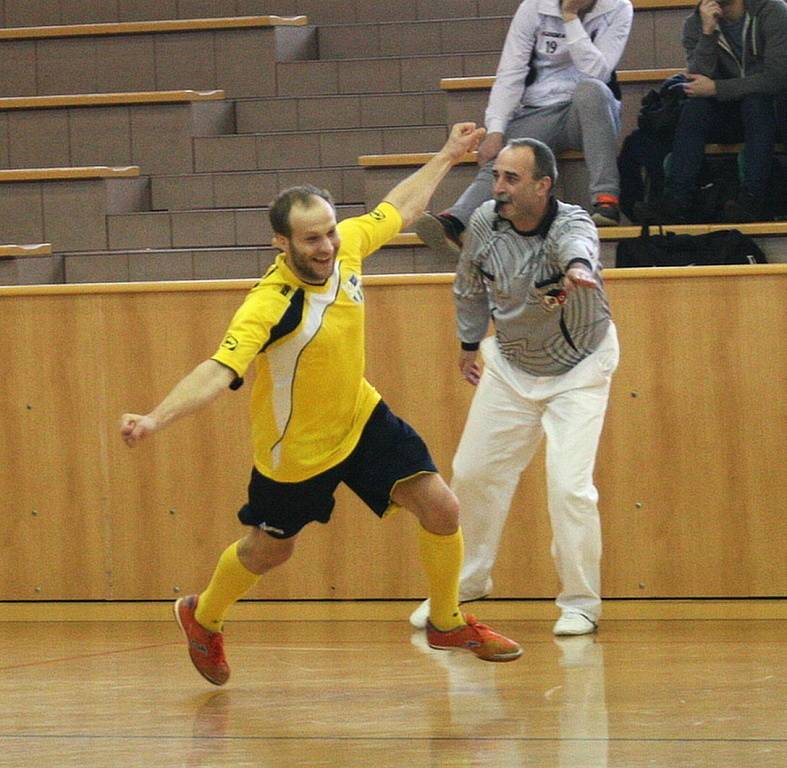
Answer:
[
  {"left": 637, "top": 74, "right": 689, "bottom": 141},
  {"left": 619, "top": 75, "right": 689, "bottom": 222},
  {"left": 615, "top": 226, "right": 767, "bottom": 268}
]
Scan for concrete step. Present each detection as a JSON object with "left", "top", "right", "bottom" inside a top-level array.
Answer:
[
  {"left": 0, "top": 173, "right": 148, "bottom": 252},
  {"left": 275, "top": 51, "right": 502, "bottom": 97},
  {"left": 62, "top": 245, "right": 278, "bottom": 284},
  {"left": 106, "top": 203, "right": 367, "bottom": 251},
  {"left": 0, "top": 98, "right": 233, "bottom": 174},
  {"left": 193, "top": 125, "right": 448, "bottom": 173},
  {"left": 273, "top": 21, "right": 682, "bottom": 100},
  {"left": 150, "top": 167, "right": 367, "bottom": 211},
  {"left": 58, "top": 237, "right": 439, "bottom": 284},
  {"left": 311, "top": 8, "right": 686, "bottom": 71},
  {"left": 0, "top": 21, "right": 315, "bottom": 98},
  {"left": 235, "top": 91, "right": 446, "bottom": 134},
  {"left": 316, "top": 16, "right": 510, "bottom": 60},
  {"left": 0, "top": 1, "right": 525, "bottom": 27}
]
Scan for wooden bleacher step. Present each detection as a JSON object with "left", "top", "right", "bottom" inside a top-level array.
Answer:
[
  {"left": 389, "top": 222, "right": 787, "bottom": 248},
  {"left": 632, "top": 0, "right": 694, "bottom": 7},
  {"left": 0, "top": 16, "right": 307, "bottom": 41},
  {"left": 0, "top": 167, "right": 140, "bottom": 182},
  {"left": 0, "top": 243, "right": 52, "bottom": 258},
  {"left": 440, "top": 68, "right": 684, "bottom": 91},
  {"left": 360, "top": 144, "right": 785, "bottom": 168},
  {"left": 0, "top": 91, "right": 225, "bottom": 110}
]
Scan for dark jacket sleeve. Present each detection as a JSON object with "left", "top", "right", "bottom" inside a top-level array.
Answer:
[
  {"left": 715, "top": 2, "right": 787, "bottom": 100},
  {"left": 683, "top": 13, "right": 720, "bottom": 77}
]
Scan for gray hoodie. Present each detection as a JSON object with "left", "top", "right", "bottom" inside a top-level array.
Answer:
[{"left": 682, "top": 0, "right": 787, "bottom": 100}]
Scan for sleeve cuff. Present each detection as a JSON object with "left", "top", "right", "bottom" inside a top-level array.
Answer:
[
  {"left": 485, "top": 119, "right": 507, "bottom": 135},
  {"left": 461, "top": 341, "right": 481, "bottom": 351},
  {"left": 567, "top": 258, "right": 593, "bottom": 271}
]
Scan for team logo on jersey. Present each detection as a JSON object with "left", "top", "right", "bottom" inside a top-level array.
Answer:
[
  {"left": 369, "top": 208, "right": 386, "bottom": 221},
  {"left": 343, "top": 273, "right": 364, "bottom": 303},
  {"left": 542, "top": 287, "right": 567, "bottom": 310},
  {"left": 221, "top": 334, "right": 239, "bottom": 350}
]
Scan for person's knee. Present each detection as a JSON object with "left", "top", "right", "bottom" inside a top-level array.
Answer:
[
  {"left": 573, "top": 78, "right": 613, "bottom": 108},
  {"left": 549, "top": 479, "right": 598, "bottom": 512},
  {"left": 238, "top": 530, "right": 295, "bottom": 573},
  {"left": 418, "top": 490, "right": 460, "bottom": 535},
  {"left": 397, "top": 474, "right": 460, "bottom": 534},
  {"left": 677, "top": 96, "right": 714, "bottom": 128}
]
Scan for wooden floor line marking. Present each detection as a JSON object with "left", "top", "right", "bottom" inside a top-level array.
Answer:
[
  {"left": 0, "top": 734, "right": 784, "bottom": 743},
  {"left": 0, "top": 642, "right": 177, "bottom": 672}
]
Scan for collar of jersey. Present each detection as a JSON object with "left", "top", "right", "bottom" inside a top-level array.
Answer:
[{"left": 275, "top": 252, "right": 338, "bottom": 293}]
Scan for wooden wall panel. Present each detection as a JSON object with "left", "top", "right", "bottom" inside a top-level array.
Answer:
[
  {"left": 0, "top": 268, "right": 784, "bottom": 600},
  {"left": 1, "top": 294, "right": 110, "bottom": 597}
]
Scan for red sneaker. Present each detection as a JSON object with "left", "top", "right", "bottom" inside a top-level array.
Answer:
[
  {"left": 174, "top": 595, "right": 230, "bottom": 686},
  {"left": 427, "top": 614, "right": 522, "bottom": 662}
]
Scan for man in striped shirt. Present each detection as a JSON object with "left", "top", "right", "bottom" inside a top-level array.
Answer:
[{"left": 411, "top": 138, "right": 619, "bottom": 637}]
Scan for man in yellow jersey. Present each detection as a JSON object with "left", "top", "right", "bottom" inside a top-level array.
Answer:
[{"left": 120, "top": 123, "right": 522, "bottom": 686}]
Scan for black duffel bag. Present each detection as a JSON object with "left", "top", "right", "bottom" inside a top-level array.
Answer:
[{"left": 615, "top": 226, "right": 767, "bottom": 268}]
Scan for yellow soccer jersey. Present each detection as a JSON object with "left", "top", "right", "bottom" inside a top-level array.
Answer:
[{"left": 211, "top": 202, "right": 402, "bottom": 482}]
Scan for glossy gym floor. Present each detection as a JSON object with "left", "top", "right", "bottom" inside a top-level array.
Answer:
[{"left": 2, "top": 601, "right": 785, "bottom": 768}]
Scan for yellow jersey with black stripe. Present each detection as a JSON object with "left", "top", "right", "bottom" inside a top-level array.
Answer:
[{"left": 211, "top": 202, "right": 402, "bottom": 482}]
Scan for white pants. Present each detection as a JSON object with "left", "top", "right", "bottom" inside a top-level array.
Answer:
[{"left": 453, "top": 324, "right": 619, "bottom": 621}]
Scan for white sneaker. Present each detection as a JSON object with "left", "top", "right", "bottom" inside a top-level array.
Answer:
[
  {"left": 552, "top": 612, "right": 597, "bottom": 636},
  {"left": 409, "top": 599, "right": 431, "bottom": 629}
]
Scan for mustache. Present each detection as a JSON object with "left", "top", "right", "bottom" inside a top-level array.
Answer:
[{"left": 493, "top": 194, "right": 511, "bottom": 213}]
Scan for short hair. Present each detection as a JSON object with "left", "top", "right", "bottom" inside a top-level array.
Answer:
[
  {"left": 505, "top": 138, "right": 559, "bottom": 186},
  {"left": 269, "top": 185, "right": 335, "bottom": 237}
]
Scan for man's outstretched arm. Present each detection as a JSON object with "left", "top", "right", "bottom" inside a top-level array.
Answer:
[
  {"left": 120, "top": 359, "right": 235, "bottom": 447},
  {"left": 383, "top": 122, "right": 485, "bottom": 228}
]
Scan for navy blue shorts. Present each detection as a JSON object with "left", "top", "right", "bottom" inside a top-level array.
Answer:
[{"left": 237, "top": 401, "right": 437, "bottom": 538}]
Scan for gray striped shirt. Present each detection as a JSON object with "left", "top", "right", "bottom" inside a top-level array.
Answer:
[{"left": 454, "top": 198, "right": 611, "bottom": 376}]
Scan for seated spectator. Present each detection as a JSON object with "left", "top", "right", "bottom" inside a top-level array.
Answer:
[
  {"left": 654, "top": 0, "right": 787, "bottom": 223},
  {"left": 415, "top": 0, "right": 633, "bottom": 256}
]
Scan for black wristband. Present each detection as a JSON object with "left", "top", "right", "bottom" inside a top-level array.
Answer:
[
  {"left": 566, "top": 258, "right": 593, "bottom": 271},
  {"left": 461, "top": 341, "right": 481, "bottom": 352}
]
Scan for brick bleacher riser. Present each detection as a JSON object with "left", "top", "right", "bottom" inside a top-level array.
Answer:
[
  {"left": 105, "top": 203, "right": 366, "bottom": 253},
  {"left": 193, "top": 125, "right": 449, "bottom": 174},
  {"left": 274, "top": 11, "right": 687, "bottom": 97},
  {"left": 0, "top": 1, "right": 525, "bottom": 28},
  {"left": 0, "top": 174, "right": 148, "bottom": 253},
  {"left": 0, "top": 24, "right": 315, "bottom": 99},
  {"left": 0, "top": 100, "right": 232, "bottom": 175},
  {"left": 235, "top": 92, "right": 447, "bottom": 135},
  {"left": 0, "top": 1, "right": 691, "bottom": 27},
  {"left": 150, "top": 167, "right": 366, "bottom": 212}
]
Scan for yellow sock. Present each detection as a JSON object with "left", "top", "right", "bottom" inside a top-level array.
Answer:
[
  {"left": 194, "top": 541, "right": 260, "bottom": 632},
  {"left": 417, "top": 525, "right": 465, "bottom": 632}
]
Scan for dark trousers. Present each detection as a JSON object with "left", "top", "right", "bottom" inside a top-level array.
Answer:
[{"left": 666, "top": 93, "right": 777, "bottom": 202}]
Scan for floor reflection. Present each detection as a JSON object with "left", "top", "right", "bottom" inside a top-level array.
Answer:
[{"left": 554, "top": 635, "right": 608, "bottom": 768}]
